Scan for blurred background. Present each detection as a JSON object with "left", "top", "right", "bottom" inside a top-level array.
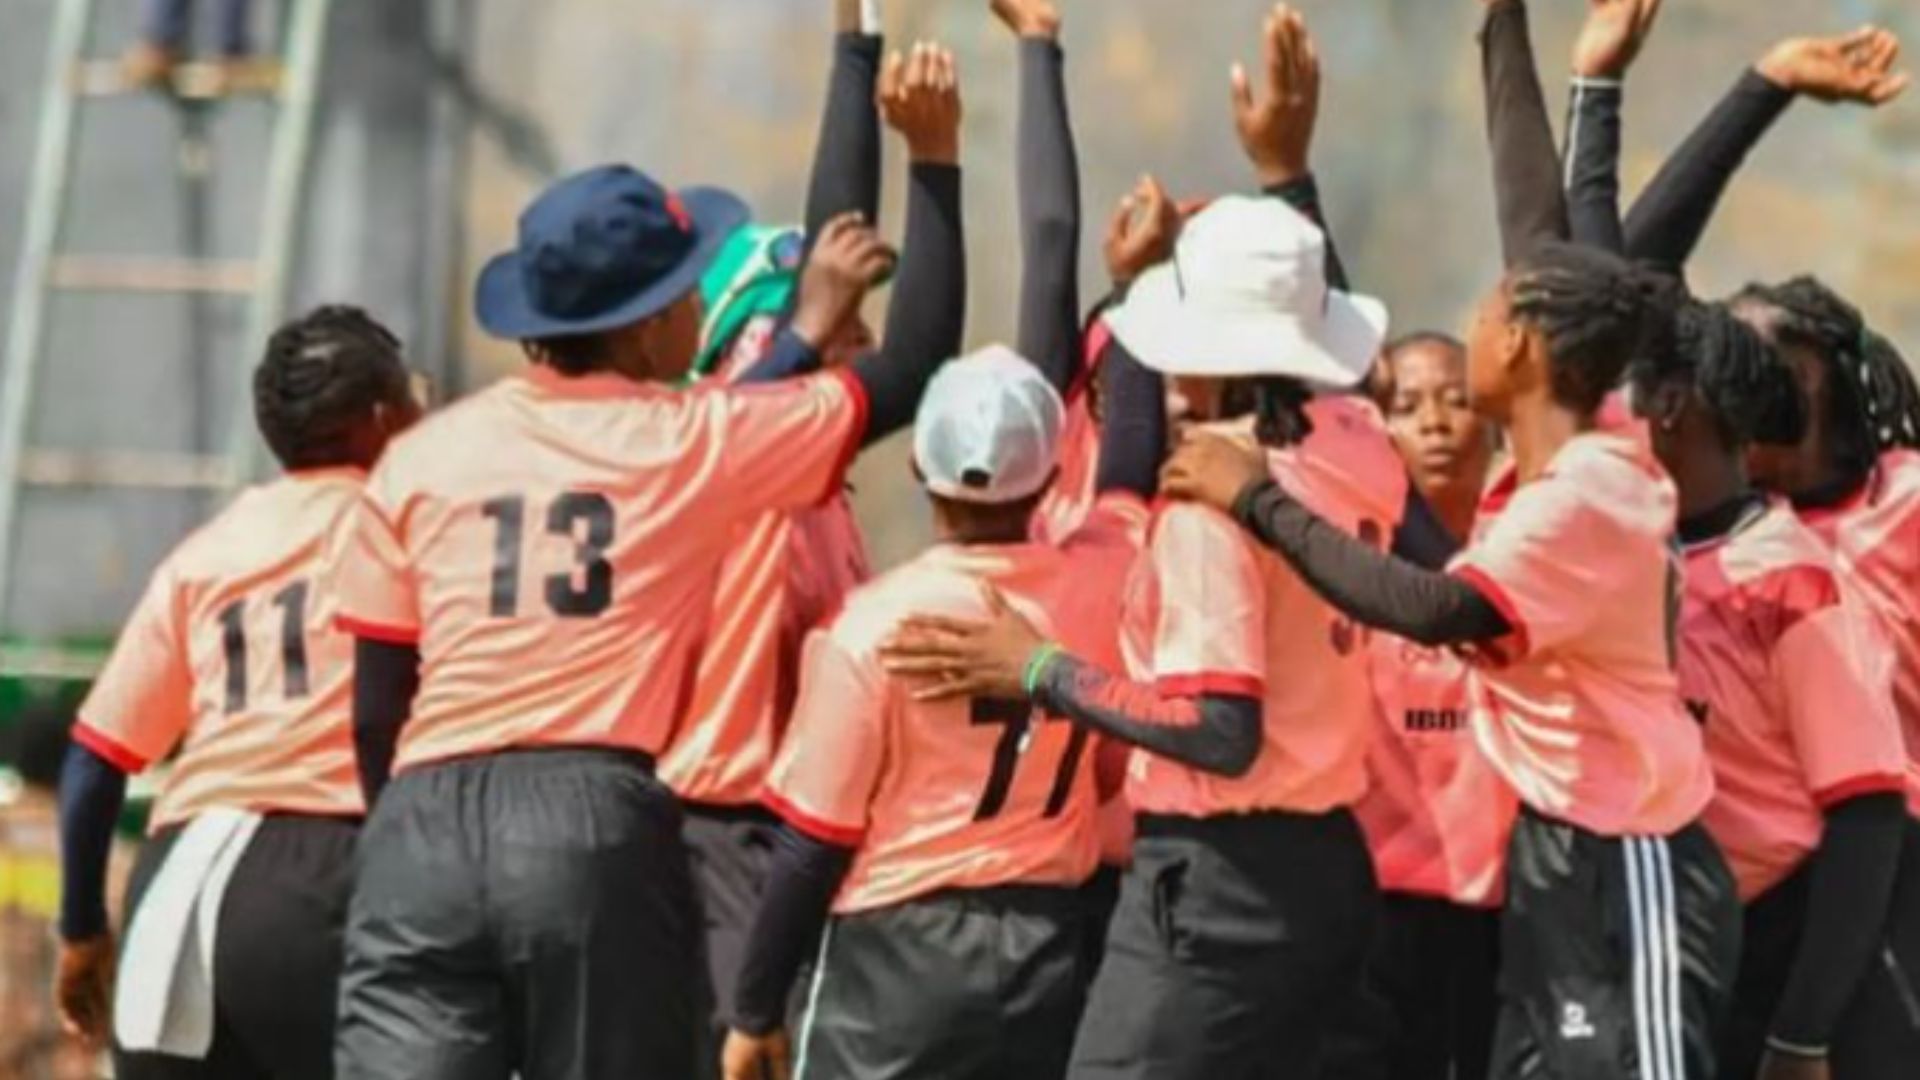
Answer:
[{"left": 0, "top": 0, "right": 1915, "bottom": 1071}]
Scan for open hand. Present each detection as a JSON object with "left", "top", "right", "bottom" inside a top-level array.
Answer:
[
  {"left": 55, "top": 933, "right": 117, "bottom": 1046},
  {"left": 1104, "top": 175, "right": 1180, "bottom": 285},
  {"left": 1231, "top": 4, "right": 1319, "bottom": 188},
  {"left": 878, "top": 586, "right": 1049, "bottom": 702},
  {"left": 1161, "top": 430, "right": 1271, "bottom": 513},
  {"left": 1572, "top": 0, "right": 1663, "bottom": 80},
  {"left": 722, "top": 1028, "right": 792, "bottom": 1080},
  {"left": 1759, "top": 27, "right": 1909, "bottom": 105},
  {"left": 791, "top": 212, "right": 895, "bottom": 350},
  {"left": 991, "top": 0, "right": 1060, "bottom": 40},
  {"left": 879, "top": 43, "right": 963, "bottom": 164}
]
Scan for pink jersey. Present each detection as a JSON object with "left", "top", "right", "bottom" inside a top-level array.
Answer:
[
  {"left": 1030, "top": 321, "right": 1109, "bottom": 547},
  {"left": 332, "top": 366, "right": 866, "bottom": 772},
  {"left": 1799, "top": 450, "right": 1920, "bottom": 813},
  {"left": 75, "top": 471, "right": 367, "bottom": 830},
  {"left": 660, "top": 490, "right": 869, "bottom": 807},
  {"left": 1119, "top": 398, "right": 1407, "bottom": 817},
  {"left": 765, "top": 496, "right": 1148, "bottom": 914},
  {"left": 1449, "top": 433, "right": 1715, "bottom": 837},
  {"left": 1680, "top": 500, "right": 1907, "bottom": 900},
  {"left": 1356, "top": 635, "right": 1515, "bottom": 906}
]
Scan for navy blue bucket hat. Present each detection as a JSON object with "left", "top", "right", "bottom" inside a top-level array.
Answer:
[{"left": 475, "top": 164, "right": 749, "bottom": 340}]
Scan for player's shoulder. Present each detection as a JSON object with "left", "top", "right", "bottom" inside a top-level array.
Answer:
[
  {"left": 1873, "top": 449, "right": 1920, "bottom": 516},
  {"left": 167, "top": 474, "right": 355, "bottom": 580},
  {"left": 821, "top": 548, "right": 979, "bottom": 655},
  {"left": 368, "top": 378, "right": 516, "bottom": 485},
  {"left": 1716, "top": 501, "right": 1842, "bottom": 603},
  {"left": 1519, "top": 431, "right": 1675, "bottom": 540},
  {"left": 1062, "top": 492, "right": 1152, "bottom": 554}
]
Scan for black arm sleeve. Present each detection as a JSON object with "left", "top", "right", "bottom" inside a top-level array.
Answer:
[
  {"left": 1264, "top": 173, "right": 1348, "bottom": 292},
  {"left": 1564, "top": 77, "right": 1627, "bottom": 256},
  {"left": 1034, "top": 654, "right": 1262, "bottom": 777},
  {"left": 1768, "top": 792, "right": 1907, "bottom": 1052},
  {"left": 1016, "top": 37, "right": 1083, "bottom": 396},
  {"left": 804, "top": 32, "right": 884, "bottom": 242},
  {"left": 852, "top": 162, "right": 966, "bottom": 446},
  {"left": 735, "top": 328, "right": 824, "bottom": 385},
  {"left": 352, "top": 638, "right": 420, "bottom": 807},
  {"left": 1622, "top": 70, "right": 1793, "bottom": 276},
  {"left": 1391, "top": 487, "right": 1464, "bottom": 570},
  {"left": 1482, "top": 0, "right": 1570, "bottom": 267},
  {"left": 57, "top": 741, "right": 127, "bottom": 941},
  {"left": 730, "top": 824, "right": 854, "bottom": 1035},
  {"left": 1092, "top": 336, "right": 1165, "bottom": 501},
  {"left": 1232, "top": 480, "right": 1511, "bottom": 646}
]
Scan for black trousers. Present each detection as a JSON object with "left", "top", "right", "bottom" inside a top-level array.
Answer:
[
  {"left": 116, "top": 813, "right": 360, "bottom": 1080},
  {"left": 683, "top": 800, "right": 783, "bottom": 1079},
  {"left": 1722, "top": 817, "right": 1920, "bottom": 1080},
  {"left": 334, "top": 748, "right": 704, "bottom": 1080},
  {"left": 1067, "top": 808, "right": 1379, "bottom": 1080},
  {"left": 1320, "top": 892, "right": 1501, "bottom": 1080},
  {"left": 795, "top": 883, "right": 1094, "bottom": 1080},
  {"left": 1490, "top": 810, "right": 1741, "bottom": 1080}
]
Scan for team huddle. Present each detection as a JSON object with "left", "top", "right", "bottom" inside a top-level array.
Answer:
[{"left": 43, "top": 0, "right": 1920, "bottom": 1078}]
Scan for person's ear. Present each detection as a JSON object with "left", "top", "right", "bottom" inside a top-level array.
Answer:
[{"left": 1649, "top": 382, "right": 1690, "bottom": 433}]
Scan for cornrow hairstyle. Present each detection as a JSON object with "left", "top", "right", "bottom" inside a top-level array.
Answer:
[
  {"left": 1630, "top": 287, "right": 1805, "bottom": 450},
  {"left": 254, "top": 305, "right": 410, "bottom": 471},
  {"left": 1506, "top": 241, "right": 1655, "bottom": 415},
  {"left": 1734, "top": 276, "right": 1920, "bottom": 475}
]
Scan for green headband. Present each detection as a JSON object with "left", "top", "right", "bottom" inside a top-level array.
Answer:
[{"left": 694, "top": 224, "right": 805, "bottom": 378}]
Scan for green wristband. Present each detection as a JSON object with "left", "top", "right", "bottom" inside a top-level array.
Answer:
[{"left": 1022, "top": 644, "right": 1063, "bottom": 697}]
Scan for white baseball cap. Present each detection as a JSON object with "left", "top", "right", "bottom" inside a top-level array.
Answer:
[
  {"left": 913, "top": 345, "right": 1065, "bottom": 505},
  {"left": 1104, "top": 195, "right": 1389, "bottom": 386}
]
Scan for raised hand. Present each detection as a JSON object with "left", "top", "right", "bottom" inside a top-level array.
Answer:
[
  {"left": 1231, "top": 3, "right": 1319, "bottom": 188},
  {"left": 991, "top": 0, "right": 1060, "bottom": 40},
  {"left": 1104, "top": 175, "right": 1180, "bottom": 285},
  {"left": 1572, "top": 0, "right": 1664, "bottom": 80},
  {"left": 790, "top": 212, "right": 896, "bottom": 350},
  {"left": 879, "top": 42, "right": 963, "bottom": 164},
  {"left": 1758, "top": 27, "right": 1909, "bottom": 106},
  {"left": 55, "top": 934, "right": 117, "bottom": 1046}
]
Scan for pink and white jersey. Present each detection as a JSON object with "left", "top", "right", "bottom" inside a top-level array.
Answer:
[
  {"left": 1680, "top": 499, "right": 1907, "bottom": 900},
  {"left": 1120, "top": 398, "right": 1407, "bottom": 817},
  {"left": 1449, "top": 433, "right": 1715, "bottom": 837},
  {"left": 1799, "top": 450, "right": 1920, "bottom": 814},
  {"left": 1356, "top": 635, "right": 1515, "bottom": 906},
  {"left": 765, "top": 496, "right": 1148, "bottom": 914},
  {"left": 333, "top": 366, "right": 866, "bottom": 772},
  {"left": 76, "top": 471, "right": 368, "bottom": 830}
]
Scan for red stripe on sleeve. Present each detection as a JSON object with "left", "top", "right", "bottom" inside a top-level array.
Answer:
[
  {"left": 336, "top": 615, "right": 420, "bottom": 646},
  {"left": 1812, "top": 773, "right": 1910, "bottom": 808},
  {"left": 1156, "top": 672, "right": 1266, "bottom": 699},
  {"left": 71, "top": 721, "right": 149, "bottom": 774},
  {"left": 763, "top": 789, "right": 865, "bottom": 848},
  {"left": 818, "top": 368, "right": 872, "bottom": 505},
  {"left": 1450, "top": 565, "right": 1531, "bottom": 664}
]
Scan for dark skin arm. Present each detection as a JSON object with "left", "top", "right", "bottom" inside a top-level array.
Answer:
[
  {"left": 1563, "top": 0, "right": 1665, "bottom": 255},
  {"left": 1006, "top": 0, "right": 1082, "bottom": 396},
  {"left": 351, "top": 638, "right": 421, "bottom": 806}
]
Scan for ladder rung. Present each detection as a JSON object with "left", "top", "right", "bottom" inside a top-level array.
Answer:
[
  {"left": 20, "top": 450, "right": 232, "bottom": 491},
  {"left": 70, "top": 58, "right": 285, "bottom": 101},
  {"left": 48, "top": 254, "right": 257, "bottom": 295},
  {"left": 0, "top": 645, "right": 107, "bottom": 681}
]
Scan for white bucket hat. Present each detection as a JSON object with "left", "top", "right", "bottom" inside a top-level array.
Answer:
[
  {"left": 913, "top": 345, "right": 1065, "bottom": 505},
  {"left": 1104, "top": 195, "right": 1389, "bottom": 386}
]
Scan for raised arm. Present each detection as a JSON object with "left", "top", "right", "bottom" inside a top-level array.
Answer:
[
  {"left": 1624, "top": 28, "right": 1907, "bottom": 275},
  {"left": 999, "top": 0, "right": 1083, "bottom": 396},
  {"left": 1563, "top": 0, "right": 1664, "bottom": 255},
  {"left": 1482, "top": 0, "right": 1569, "bottom": 268},
  {"left": 850, "top": 43, "right": 968, "bottom": 445},
  {"left": 1162, "top": 434, "right": 1511, "bottom": 646},
  {"left": 1234, "top": 5, "right": 1348, "bottom": 290},
  {"left": 1092, "top": 180, "right": 1178, "bottom": 502},
  {"left": 804, "top": 0, "right": 886, "bottom": 244}
]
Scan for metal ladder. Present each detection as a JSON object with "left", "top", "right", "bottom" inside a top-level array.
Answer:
[{"left": 0, "top": 0, "right": 334, "bottom": 680}]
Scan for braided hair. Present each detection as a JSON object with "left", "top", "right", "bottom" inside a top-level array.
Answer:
[
  {"left": 1735, "top": 276, "right": 1920, "bottom": 477},
  {"left": 1630, "top": 284, "right": 1805, "bottom": 450},
  {"left": 1506, "top": 242, "right": 1656, "bottom": 415},
  {"left": 254, "top": 306, "right": 410, "bottom": 470}
]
